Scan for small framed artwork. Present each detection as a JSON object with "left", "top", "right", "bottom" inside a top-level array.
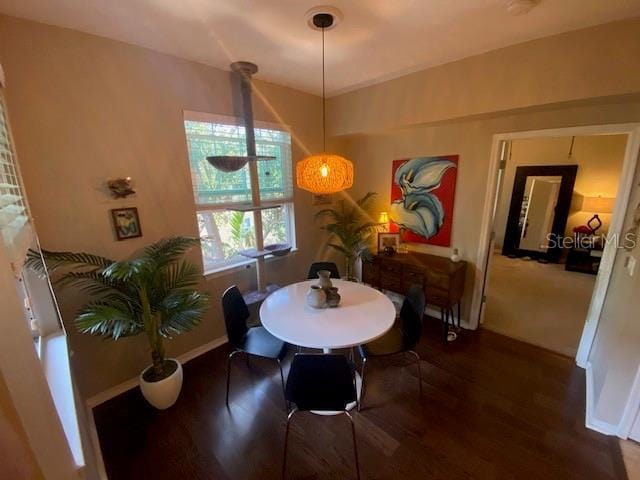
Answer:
[
  {"left": 111, "top": 207, "right": 142, "bottom": 241},
  {"left": 378, "top": 232, "right": 401, "bottom": 253}
]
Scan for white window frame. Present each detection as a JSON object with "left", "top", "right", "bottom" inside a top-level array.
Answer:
[{"left": 183, "top": 111, "right": 296, "bottom": 275}]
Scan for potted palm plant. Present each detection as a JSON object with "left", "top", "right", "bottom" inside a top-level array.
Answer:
[
  {"left": 27, "top": 237, "right": 209, "bottom": 409},
  {"left": 314, "top": 192, "right": 379, "bottom": 281}
]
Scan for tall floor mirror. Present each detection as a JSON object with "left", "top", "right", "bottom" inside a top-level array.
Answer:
[{"left": 502, "top": 165, "right": 578, "bottom": 262}]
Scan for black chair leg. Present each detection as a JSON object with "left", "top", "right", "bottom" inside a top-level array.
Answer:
[
  {"left": 345, "top": 411, "right": 361, "bottom": 480},
  {"left": 358, "top": 357, "right": 368, "bottom": 412},
  {"left": 282, "top": 409, "right": 296, "bottom": 479},
  {"left": 440, "top": 307, "right": 447, "bottom": 344},
  {"left": 408, "top": 350, "right": 423, "bottom": 397},
  {"left": 457, "top": 302, "right": 462, "bottom": 329},
  {"left": 226, "top": 350, "right": 241, "bottom": 407},
  {"left": 277, "top": 358, "right": 288, "bottom": 412}
]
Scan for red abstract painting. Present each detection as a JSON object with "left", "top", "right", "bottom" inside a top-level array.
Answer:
[{"left": 389, "top": 155, "right": 458, "bottom": 247}]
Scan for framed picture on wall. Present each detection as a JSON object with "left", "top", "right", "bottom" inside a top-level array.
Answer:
[{"left": 111, "top": 207, "right": 142, "bottom": 240}]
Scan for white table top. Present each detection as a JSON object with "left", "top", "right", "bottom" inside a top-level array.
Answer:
[{"left": 260, "top": 279, "right": 396, "bottom": 350}]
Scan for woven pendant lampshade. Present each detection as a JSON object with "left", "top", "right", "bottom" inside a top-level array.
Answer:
[
  {"left": 296, "top": 9, "right": 353, "bottom": 195},
  {"left": 296, "top": 154, "right": 353, "bottom": 194}
]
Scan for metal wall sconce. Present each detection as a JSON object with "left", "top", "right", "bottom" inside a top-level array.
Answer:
[{"left": 107, "top": 177, "right": 136, "bottom": 199}]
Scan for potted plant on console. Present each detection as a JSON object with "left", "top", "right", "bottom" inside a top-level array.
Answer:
[
  {"left": 27, "top": 237, "right": 209, "bottom": 409},
  {"left": 314, "top": 192, "right": 379, "bottom": 281}
]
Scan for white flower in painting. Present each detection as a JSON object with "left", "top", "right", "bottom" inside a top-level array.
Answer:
[{"left": 390, "top": 158, "right": 456, "bottom": 239}]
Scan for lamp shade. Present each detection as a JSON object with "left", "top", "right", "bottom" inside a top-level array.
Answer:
[
  {"left": 581, "top": 196, "right": 615, "bottom": 214},
  {"left": 296, "top": 154, "right": 354, "bottom": 194},
  {"left": 378, "top": 211, "right": 389, "bottom": 224}
]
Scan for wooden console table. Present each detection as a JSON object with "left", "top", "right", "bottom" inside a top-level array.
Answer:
[{"left": 362, "top": 252, "right": 466, "bottom": 343}]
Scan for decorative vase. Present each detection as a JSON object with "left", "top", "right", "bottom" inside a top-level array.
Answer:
[
  {"left": 316, "top": 270, "right": 333, "bottom": 290},
  {"left": 306, "top": 285, "right": 327, "bottom": 309},
  {"left": 139, "top": 359, "right": 183, "bottom": 410},
  {"left": 326, "top": 287, "right": 341, "bottom": 308},
  {"left": 450, "top": 248, "right": 460, "bottom": 262}
]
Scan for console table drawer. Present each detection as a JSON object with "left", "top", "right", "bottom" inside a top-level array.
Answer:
[{"left": 364, "top": 252, "right": 466, "bottom": 309}]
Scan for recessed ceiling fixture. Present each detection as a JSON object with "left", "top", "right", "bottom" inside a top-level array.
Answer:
[
  {"left": 296, "top": 7, "right": 354, "bottom": 195},
  {"left": 506, "top": 0, "right": 538, "bottom": 16}
]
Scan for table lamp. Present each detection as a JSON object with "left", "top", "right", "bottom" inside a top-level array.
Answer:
[
  {"left": 581, "top": 196, "right": 614, "bottom": 234},
  {"left": 378, "top": 211, "right": 389, "bottom": 232}
]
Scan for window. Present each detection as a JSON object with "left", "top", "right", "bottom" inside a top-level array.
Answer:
[
  {"left": 0, "top": 88, "right": 32, "bottom": 268},
  {"left": 183, "top": 112, "right": 295, "bottom": 272},
  {"left": 0, "top": 74, "right": 61, "bottom": 344}
]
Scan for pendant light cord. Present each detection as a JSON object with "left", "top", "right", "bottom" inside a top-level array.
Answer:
[{"left": 322, "top": 25, "right": 326, "bottom": 151}]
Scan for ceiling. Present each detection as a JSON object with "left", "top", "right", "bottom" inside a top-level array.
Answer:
[{"left": 1, "top": 0, "right": 640, "bottom": 96}]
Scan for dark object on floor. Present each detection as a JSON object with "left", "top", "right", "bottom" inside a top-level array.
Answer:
[
  {"left": 307, "top": 261, "right": 340, "bottom": 280},
  {"left": 221, "top": 285, "right": 287, "bottom": 409},
  {"left": 283, "top": 354, "right": 360, "bottom": 479},
  {"left": 358, "top": 285, "right": 425, "bottom": 410}
]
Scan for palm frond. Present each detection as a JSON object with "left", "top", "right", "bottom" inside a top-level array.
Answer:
[
  {"left": 57, "top": 271, "right": 122, "bottom": 297},
  {"left": 144, "top": 237, "right": 199, "bottom": 267},
  {"left": 75, "top": 300, "right": 142, "bottom": 340},
  {"left": 327, "top": 243, "right": 353, "bottom": 257},
  {"left": 35, "top": 249, "right": 114, "bottom": 273},
  {"left": 159, "top": 291, "right": 209, "bottom": 337},
  {"left": 356, "top": 191, "right": 377, "bottom": 208}
]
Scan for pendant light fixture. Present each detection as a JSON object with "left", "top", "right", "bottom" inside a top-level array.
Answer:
[{"left": 296, "top": 8, "right": 354, "bottom": 195}]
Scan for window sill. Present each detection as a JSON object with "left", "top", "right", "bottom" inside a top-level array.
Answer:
[
  {"left": 204, "top": 248, "right": 298, "bottom": 280},
  {"left": 41, "top": 332, "right": 85, "bottom": 469}
]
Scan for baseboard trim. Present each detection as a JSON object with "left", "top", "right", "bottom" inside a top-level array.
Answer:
[
  {"left": 585, "top": 361, "right": 618, "bottom": 436},
  {"left": 86, "top": 335, "right": 228, "bottom": 409}
]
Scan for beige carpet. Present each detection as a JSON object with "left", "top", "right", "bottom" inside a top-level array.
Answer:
[{"left": 483, "top": 253, "right": 596, "bottom": 357}]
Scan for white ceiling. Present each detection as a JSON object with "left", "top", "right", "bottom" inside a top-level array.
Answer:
[{"left": 1, "top": 0, "right": 640, "bottom": 96}]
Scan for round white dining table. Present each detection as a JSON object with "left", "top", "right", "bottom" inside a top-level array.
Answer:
[
  {"left": 260, "top": 279, "right": 396, "bottom": 353},
  {"left": 260, "top": 279, "right": 396, "bottom": 412}
]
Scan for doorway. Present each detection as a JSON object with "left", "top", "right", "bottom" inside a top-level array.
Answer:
[{"left": 473, "top": 127, "right": 640, "bottom": 359}]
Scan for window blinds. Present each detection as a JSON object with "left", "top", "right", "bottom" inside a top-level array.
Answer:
[{"left": 0, "top": 86, "right": 32, "bottom": 269}]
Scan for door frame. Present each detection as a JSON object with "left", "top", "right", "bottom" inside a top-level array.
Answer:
[{"left": 470, "top": 123, "right": 640, "bottom": 368}]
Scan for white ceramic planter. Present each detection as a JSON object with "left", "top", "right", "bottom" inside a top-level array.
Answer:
[{"left": 139, "top": 359, "right": 183, "bottom": 409}]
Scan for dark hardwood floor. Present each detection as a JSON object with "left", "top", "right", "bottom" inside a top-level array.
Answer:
[{"left": 93, "top": 321, "right": 627, "bottom": 479}]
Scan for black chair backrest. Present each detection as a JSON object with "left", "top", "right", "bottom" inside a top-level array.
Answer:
[
  {"left": 221, "top": 285, "right": 250, "bottom": 346},
  {"left": 307, "top": 262, "right": 340, "bottom": 280},
  {"left": 286, "top": 354, "right": 356, "bottom": 411},
  {"left": 401, "top": 285, "right": 426, "bottom": 350}
]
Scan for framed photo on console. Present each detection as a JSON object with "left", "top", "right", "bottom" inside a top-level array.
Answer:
[{"left": 378, "top": 232, "right": 400, "bottom": 253}]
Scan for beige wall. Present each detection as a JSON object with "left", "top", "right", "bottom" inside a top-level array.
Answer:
[
  {"left": 329, "top": 16, "right": 640, "bottom": 436},
  {"left": 333, "top": 102, "right": 640, "bottom": 325},
  {"left": 0, "top": 15, "right": 325, "bottom": 399},
  {"left": 328, "top": 17, "right": 640, "bottom": 136},
  {"left": 0, "top": 372, "right": 43, "bottom": 480},
  {"left": 493, "top": 135, "right": 627, "bottom": 249}
]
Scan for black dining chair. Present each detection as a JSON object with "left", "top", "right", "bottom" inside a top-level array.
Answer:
[
  {"left": 357, "top": 285, "right": 426, "bottom": 410},
  {"left": 307, "top": 261, "right": 340, "bottom": 280},
  {"left": 221, "top": 285, "right": 287, "bottom": 410},
  {"left": 282, "top": 353, "right": 360, "bottom": 479}
]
